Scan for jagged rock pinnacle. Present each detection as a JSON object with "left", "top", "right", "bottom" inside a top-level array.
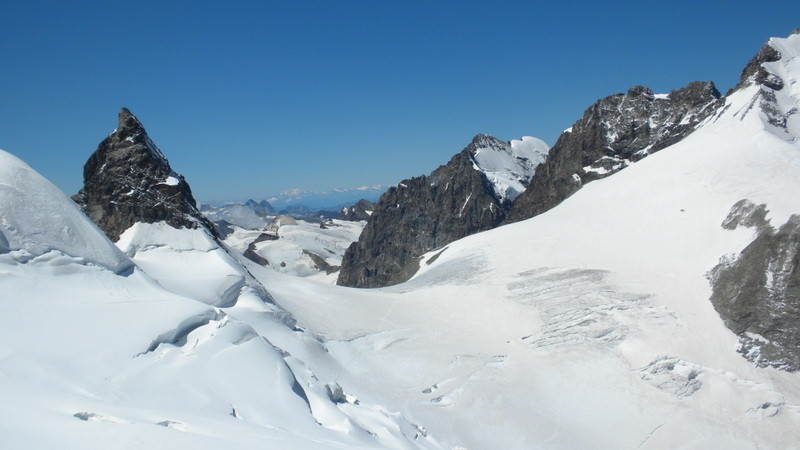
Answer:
[{"left": 72, "top": 108, "right": 216, "bottom": 241}]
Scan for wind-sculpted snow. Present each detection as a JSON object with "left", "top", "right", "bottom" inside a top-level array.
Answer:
[
  {"left": 117, "top": 222, "right": 253, "bottom": 308},
  {"left": 0, "top": 149, "right": 131, "bottom": 272},
  {"left": 1, "top": 153, "right": 442, "bottom": 448}
]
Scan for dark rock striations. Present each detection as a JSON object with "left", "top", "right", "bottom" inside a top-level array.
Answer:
[
  {"left": 338, "top": 134, "right": 545, "bottom": 288},
  {"left": 505, "top": 81, "right": 721, "bottom": 223},
  {"left": 73, "top": 108, "right": 215, "bottom": 241},
  {"left": 338, "top": 199, "right": 376, "bottom": 221}
]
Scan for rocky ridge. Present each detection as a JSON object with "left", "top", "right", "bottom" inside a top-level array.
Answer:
[
  {"left": 504, "top": 81, "right": 721, "bottom": 223},
  {"left": 337, "top": 134, "right": 547, "bottom": 288}
]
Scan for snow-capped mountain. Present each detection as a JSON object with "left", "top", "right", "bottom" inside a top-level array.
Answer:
[
  {"left": 338, "top": 133, "right": 550, "bottom": 288},
  {"left": 473, "top": 135, "right": 549, "bottom": 202},
  {"left": 340, "top": 76, "right": 722, "bottom": 289}
]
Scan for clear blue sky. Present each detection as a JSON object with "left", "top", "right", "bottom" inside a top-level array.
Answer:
[{"left": 1, "top": 1, "right": 798, "bottom": 202}]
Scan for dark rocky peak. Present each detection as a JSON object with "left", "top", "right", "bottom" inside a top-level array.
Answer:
[
  {"left": 734, "top": 42, "right": 783, "bottom": 92},
  {"left": 464, "top": 133, "right": 507, "bottom": 154},
  {"left": 73, "top": 108, "right": 216, "bottom": 241},
  {"left": 338, "top": 134, "right": 521, "bottom": 288},
  {"left": 338, "top": 199, "right": 376, "bottom": 221},
  {"left": 505, "top": 80, "right": 720, "bottom": 224}
]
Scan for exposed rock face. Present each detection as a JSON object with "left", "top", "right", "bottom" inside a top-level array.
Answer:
[
  {"left": 709, "top": 200, "right": 800, "bottom": 371},
  {"left": 505, "top": 81, "right": 721, "bottom": 223},
  {"left": 213, "top": 219, "right": 236, "bottom": 239},
  {"left": 73, "top": 108, "right": 215, "bottom": 241},
  {"left": 338, "top": 134, "right": 548, "bottom": 288},
  {"left": 732, "top": 43, "right": 782, "bottom": 93},
  {"left": 338, "top": 199, "right": 376, "bottom": 221}
]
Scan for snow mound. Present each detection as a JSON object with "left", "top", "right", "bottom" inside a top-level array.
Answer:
[
  {"left": 472, "top": 136, "right": 549, "bottom": 201},
  {"left": 0, "top": 149, "right": 131, "bottom": 272}
]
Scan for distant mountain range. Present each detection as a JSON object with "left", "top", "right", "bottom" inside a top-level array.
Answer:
[{"left": 204, "top": 185, "right": 388, "bottom": 212}]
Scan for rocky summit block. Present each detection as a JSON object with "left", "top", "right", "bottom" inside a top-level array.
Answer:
[{"left": 72, "top": 108, "right": 215, "bottom": 242}]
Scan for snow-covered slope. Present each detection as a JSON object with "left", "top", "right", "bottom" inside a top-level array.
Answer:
[
  {"left": 254, "top": 33, "right": 800, "bottom": 448},
  {"left": 223, "top": 218, "right": 365, "bottom": 282},
  {"left": 0, "top": 150, "right": 130, "bottom": 273},
  {"left": 472, "top": 135, "right": 549, "bottom": 201},
  {"left": 0, "top": 149, "right": 441, "bottom": 448}
]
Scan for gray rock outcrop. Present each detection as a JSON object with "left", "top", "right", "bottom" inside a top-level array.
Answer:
[{"left": 709, "top": 200, "right": 800, "bottom": 371}]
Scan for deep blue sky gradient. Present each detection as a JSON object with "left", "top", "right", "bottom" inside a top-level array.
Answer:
[{"left": 2, "top": 1, "right": 799, "bottom": 201}]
